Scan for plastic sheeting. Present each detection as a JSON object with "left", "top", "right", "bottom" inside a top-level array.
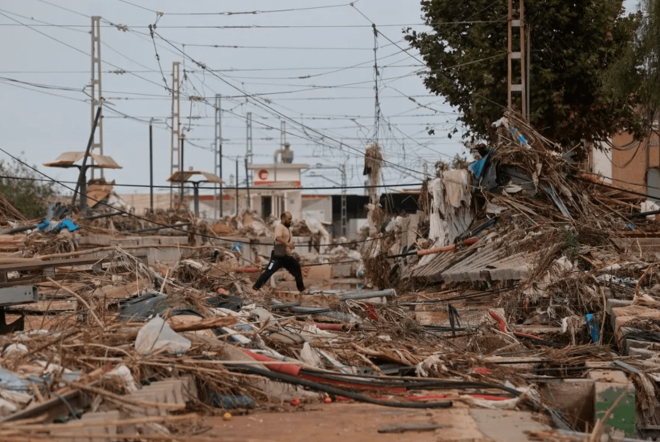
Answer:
[
  {"left": 426, "top": 170, "right": 474, "bottom": 252},
  {"left": 135, "top": 316, "right": 191, "bottom": 356}
]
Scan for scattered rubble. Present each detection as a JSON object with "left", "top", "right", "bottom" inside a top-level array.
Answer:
[{"left": 0, "top": 112, "right": 657, "bottom": 440}]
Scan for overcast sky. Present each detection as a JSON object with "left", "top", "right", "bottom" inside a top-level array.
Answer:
[{"left": 0, "top": 0, "right": 639, "bottom": 197}]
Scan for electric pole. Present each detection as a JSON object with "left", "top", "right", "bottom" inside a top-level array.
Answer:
[
  {"left": 169, "top": 61, "right": 181, "bottom": 208},
  {"left": 215, "top": 94, "right": 223, "bottom": 219},
  {"left": 246, "top": 112, "right": 253, "bottom": 185},
  {"left": 507, "top": 0, "right": 526, "bottom": 119},
  {"left": 341, "top": 163, "right": 347, "bottom": 238},
  {"left": 90, "top": 16, "right": 104, "bottom": 179}
]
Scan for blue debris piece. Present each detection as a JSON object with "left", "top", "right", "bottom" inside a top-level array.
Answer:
[
  {"left": 469, "top": 151, "right": 491, "bottom": 179},
  {"left": 508, "top": 126, "right": 528, "bottom": 147},
  {"left": 36, "top": 220, "right": 51, "bottom": 231},
  {"left": 0, "top": 366, "right": 30, "bottom": 391},
  {"left": 586, "top": 314, "right": 600, "bottom": 343},
  {"left": 547, "top": 187, "right": 571, "bottom": 219},
  {"left": 37, "top": 218, "right": 80, "bottom": 233},
  {"left": 55, "top": 219, "right": 80, "bottom": 232}
]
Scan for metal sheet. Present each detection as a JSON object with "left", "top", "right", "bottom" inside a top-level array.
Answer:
[{"left": 0, "top": 286, "right": 38, "bottom": 307}]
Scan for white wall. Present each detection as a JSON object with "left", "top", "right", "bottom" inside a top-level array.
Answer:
[{"left": 593, "top": 142, "right": 612, "bottom": 183}]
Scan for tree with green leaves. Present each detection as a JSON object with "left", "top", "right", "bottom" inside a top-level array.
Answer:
[
  {"left": 0, "top": 158, "right": 56, "bottom": 219},
  {"left": 405, "top": 0, "right": 644, "bottom": 149},
  {"left": 602, "top": 0, "right": 660, "bottom": 121}
]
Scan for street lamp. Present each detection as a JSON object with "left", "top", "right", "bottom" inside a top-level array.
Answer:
[{"left": 167, "top": 169, "right": 223, "bottom": 217}]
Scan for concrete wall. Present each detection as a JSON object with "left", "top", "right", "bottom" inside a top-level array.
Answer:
[{"left": 609, "top": 129, "right": 660, "bottom": 194}]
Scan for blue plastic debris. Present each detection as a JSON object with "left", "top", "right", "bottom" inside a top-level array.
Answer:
[
  {"left": 547, "top": 187, "right": 571, "bottom": 219},
  {"left": 586, "top": 314, "right": 600, "bottom": 343},
  {"left": 0, "top": 366, "right": 30, "bottom": 391},
  {"left": 232, "top": 243, "right": 243, "bottom": 253},
  {"left": 508, "top": 126, "right": 528, "bottom": 147},
  {"left": 37, "top": 218, "right": 80, "bottom": 233},
  {"left": 469, "top": 151, "right": 491, "bottom": 179},
  {"left": 36, "top": 220, "right": 51, "bottom": 231},
  {"left": 55, "top": 219, "right": 80, "bottom": 232}
]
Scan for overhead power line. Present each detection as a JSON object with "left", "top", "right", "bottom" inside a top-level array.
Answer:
[{"left": 116, "top": 0, "right": 355, "bottom": 16}]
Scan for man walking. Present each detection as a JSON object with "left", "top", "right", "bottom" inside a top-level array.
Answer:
[{"left": 253, "top": 211, "right": 306, "bottom": 293}]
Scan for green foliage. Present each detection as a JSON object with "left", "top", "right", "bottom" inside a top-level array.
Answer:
[
  {"left": 405, "top": 0, "right": 645, "bottom": 149},
  {"left": 0, "top": 158, "right": 56, "bottom": 219},
  {"left": 602, "top": 0, "right": 660, "bottom": 117}
]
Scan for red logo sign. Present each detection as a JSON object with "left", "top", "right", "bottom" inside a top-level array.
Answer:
[{"left": 258, "top": 169, "right": 269, "bottom": 180}]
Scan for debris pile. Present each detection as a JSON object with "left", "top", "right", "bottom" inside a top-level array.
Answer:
[{"left": 0, "top": 113, "right": 658, "bottom": 440}]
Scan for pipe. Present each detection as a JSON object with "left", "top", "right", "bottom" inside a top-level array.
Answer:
[
  {"left": 629, "top": 208, "right": 660, "bottom": 218},
  {"left": 386, "top": 244, "right": 456, "bottom": 259},
  {"left": 82, "top": 211, "right": 123, "bottom": 220},
  {"left": 232, "top": 364, "right": 452, "bottom": 409},
  {"left": 127, "top": 222, "right": 191, "bottom": 234},
  {"left": 0, "top": 224, "right": 39, "bottom": 235},
  {"left": 339, "top": 289, "right": 396, "bottom": 301}
]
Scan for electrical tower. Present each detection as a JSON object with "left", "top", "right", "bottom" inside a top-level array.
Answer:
[
  {"left": 341, "top": 163, "right": 347, "bottom": 237},
  {"left": 169, "top": 62, "right": 181, "bottom": 208},
  {"left": 215, "top": 94, "right": 223, "bottom": 219},
  {"left": 507, "top": 0, "right": 526, "bottom": 118},
  {"left": 246, "top": 112, "right": 253, "bottom": 184},
  {"left": 90, "top": 16, "right": 104, "bottom": 179}
]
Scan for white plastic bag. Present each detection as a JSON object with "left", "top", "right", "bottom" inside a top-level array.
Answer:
[
  {"left": 104, "top": 364, "right": 139, "bottom": 393},
  {"left": 135, "top": 316, "right": 191, "bottom": 356}
]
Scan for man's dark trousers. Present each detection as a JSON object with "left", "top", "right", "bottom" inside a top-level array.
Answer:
[{"left": 253, "top": 251, "right": 305, "bottom": 292}]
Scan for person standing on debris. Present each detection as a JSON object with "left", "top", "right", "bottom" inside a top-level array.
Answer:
[{"left": 252, "top": 211, "right": 306, "bottom": 293}]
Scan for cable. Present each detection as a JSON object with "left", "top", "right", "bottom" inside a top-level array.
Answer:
[
  {"left": 229, "top": 364, "right": 453, "bottom": 409},
  {"left": 3, "top": 5, "right": 450, "bottom": 185},
  {"left": 151, "top": 30, "right": 430, "bottom": 181},
  {"left": 181, "top": 43, "right": 381, "bottom": 51},
  {"left": 351, "top": 4, "right": 507, "bottom": 113},
  {"left": 116, "top": 0, "right": 355, "bottom": 16},
  {"left": 0, "top": 174, "right": 421, "bottom": 192},
  {"left": 0, "top": 151, "right": 412, "bottom": 249},
  {"left": 575, "top": 176, "right": 657, "bottom": 200}
]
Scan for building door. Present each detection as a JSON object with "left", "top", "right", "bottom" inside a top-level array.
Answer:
[
  {"left": 261, "top": 196, "right": 272, "bottom": 218},
  {"left": 648, "top": 168, "right": 660, "bottom": 203}
]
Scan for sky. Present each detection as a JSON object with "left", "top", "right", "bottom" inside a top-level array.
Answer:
[{"left": 0, "top": 0, "right": 640, "bottom": 198}]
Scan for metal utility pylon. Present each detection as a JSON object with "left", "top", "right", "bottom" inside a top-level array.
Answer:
[
  {"left": 507, "top": 0, "right": 526, "bottom": 118},
  {"left": 246, "top": 112, "right": 253, "bottom": 184},
  {"left": 341, "top": 163, "right": 347, "bottom": 237},
  {"left": 90, "top": 16, "right": 104, "bottom": 179},
  {"left": 215, "top": 94, "right": 223, "bottom": 219},
  {"left": 169, "top": 62, "right": 181, "bottom": 208}
]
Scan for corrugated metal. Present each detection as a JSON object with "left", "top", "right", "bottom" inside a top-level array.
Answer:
[
  {"left": 411, "top": 231, "right": 533, "bottom": 283},
  {"left": 43, "top": 152, "right": 122, "bottom": 169}
]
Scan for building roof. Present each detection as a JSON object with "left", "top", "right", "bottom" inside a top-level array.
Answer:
[{"left": 247, "top": 163, "right": 310, "bottom": 170}]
